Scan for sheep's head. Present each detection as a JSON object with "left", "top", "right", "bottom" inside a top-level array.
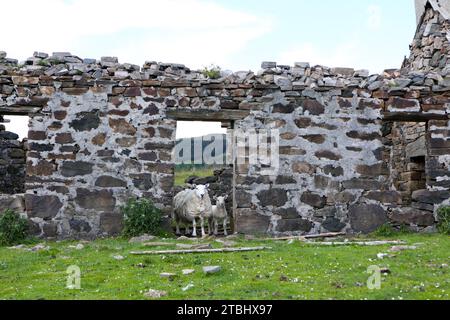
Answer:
[
  {"left": 193, "top": 184, "right": 209, "bottom": 200},
  {"left": 214, "top": 195, "right": 228, "bottom": 207}
]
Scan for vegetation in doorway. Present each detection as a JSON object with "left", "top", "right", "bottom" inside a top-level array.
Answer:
[
  {"left": 437, "top": 206, "right": 450, "bottom": 235},
  {"left": 0, "top": 209, "right": 29, "bottom": 246},
  {"left": 121, "top": 199, "right": 164, "bottom": 237}
]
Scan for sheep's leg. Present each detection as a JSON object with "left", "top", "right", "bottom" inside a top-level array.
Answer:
[
  {"left": 200, "top": 217, "right": 206, "bottom": 238},
  {"left": 223, "top": 217, "right": 228, "bottom": 236},
  {"left": 192, "top": 218, "right": 197, "bottom": 237},
  {"left": 214, "top": 218, "right": 219, "bottom": 236},
  {"left": 208, "top": 218, "right": 213, "bottom": 235},
  {"left": 175, "top": 219, "right": 181, "bottom": 235},
  {"left": 185, "top": 224, "right": 190, "bottom": 236}
]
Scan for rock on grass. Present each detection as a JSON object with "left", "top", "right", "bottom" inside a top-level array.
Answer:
[
  {"left": 203, "top": 266, "right": 221, "bottom": 274},
  {"left": 144, "top": 289, "right": 167, "bottom": 299}
]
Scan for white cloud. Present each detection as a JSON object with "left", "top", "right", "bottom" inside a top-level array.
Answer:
[{"left": 0, "top": 0, "right": 272, "bottom": 70}]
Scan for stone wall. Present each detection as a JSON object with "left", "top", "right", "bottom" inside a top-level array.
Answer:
[
  {"left": 404, "top": 5, "right": 450, "bottom": 73},
  {"left": 0, "top": 5, "right": 450, "bottom": 238}
]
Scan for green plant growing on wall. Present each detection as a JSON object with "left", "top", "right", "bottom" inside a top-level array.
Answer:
[
  {"left": 0, "top": 209, "right": 28, "bottom": 246},
  {"left": 437, "top": 206, "right": 450, "bottom": 235},
  {"left": 201, "top": 65, "right": 221, "bottom": 79},
  {"left": 121, "top": 198, "right": 163, "bottom": 237}
]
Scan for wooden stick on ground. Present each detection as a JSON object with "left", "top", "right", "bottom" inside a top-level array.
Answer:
[
  {"left": 304, "top": 240, "right": 406, "bottom": 246},
  {"left": 130, "top": 246, "right": 271, "bottom": 255},
  {"left": 261, "top": 232, "right": 346, "bottom": 241}
]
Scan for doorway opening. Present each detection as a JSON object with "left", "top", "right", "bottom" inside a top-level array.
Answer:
[
  {"left": 386, "top": 121, "right": 427, "bottom": 203},
  {"left": 0, "top": 115, "right": 29, "bottom": 195},
  {"left": 173, "top": 120, "right": 234, "bottom": 236}
]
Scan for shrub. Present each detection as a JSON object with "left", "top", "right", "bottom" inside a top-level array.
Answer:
[
  {"left": 437, "top": 206, "right": 450, "bottom": 235},
  {"left": 373, "top": 223, "right": 396, "bottom": 237},
  {"left": 0, "top": 209, "right": 29, "bottom": 246},
  {"left": 201, "top": 65, "right": 221, "bottom": 79},
  {"left": 121, "top": 198, "right": 163, "bottom": 237}
]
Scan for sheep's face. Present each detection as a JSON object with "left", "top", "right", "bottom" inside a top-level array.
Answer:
[
  {"left": 215, "top": 196, "right": 227, "bottom": 207},
  {"left": 194, "top": 184, "right": 209, "bottom": 200}
]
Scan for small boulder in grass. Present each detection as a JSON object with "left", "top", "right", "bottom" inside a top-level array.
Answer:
[
  {"left": 182, "top": 269, "right": 195, "bottom": 275},
  {"left": 113, "top": 255, "right": 125, "bottom": 261},
  {"left": 203, "top": 266, "right": 221, "bottom": 274},
  {"left": 160, "top": 273, "right": 177, "bottom": 280},
  {"left": 144, "top": 289, "right": 167, "bottom": 299},
  {"left": 129, "top": 234, "right": 156, "bottom": 243},
  {"left": 389, "top": 245, "right": 417, "bottom": 252}
]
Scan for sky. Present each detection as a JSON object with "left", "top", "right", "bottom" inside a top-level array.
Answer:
[{"left": 2, "top": 0, "right": 417, "bottom": 139}]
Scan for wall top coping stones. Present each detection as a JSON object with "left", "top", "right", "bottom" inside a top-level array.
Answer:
[{"left": 1, "top": 51, "right": 450, "bottom": 94}]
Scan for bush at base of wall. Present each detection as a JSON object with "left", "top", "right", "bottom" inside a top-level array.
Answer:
[
  {"left": 121, "top": 199, "right": 163, "bottom": 238},
  {"left": 0, "top": 209, "right": 28, "bottom": 246}
]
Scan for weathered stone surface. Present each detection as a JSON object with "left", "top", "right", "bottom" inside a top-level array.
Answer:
[
  {"left": 100, "top": 212, "right": 123, "bottom": 235},
  {"left": 302, "top": 99, "right": 325, "bottom": 115},
  {"left": 95, "top": 176, "right": 127, "bottom": 188},
  {"left": 109, "top": 118, "right": 137, "bottom": 135},
  {"left": 390, "top": 208, "right": 435, "bottom": 227},
  {"left": 70, "top": 112, "right": 100, "bottom": 131},
  {"left": 132, "top": 173, "right": 153, "bottom": 190},
  {"left": 349, "top": 204, "right": 387, "bottom": 233},
  {"left": 25, "top": 195, "right": 63, "bottom": 220},
  {"left": 366, "top": 191, "right": 402, "bottom": 204},
  {"left": 292, "top": 162, "right": 315, "bottom": 174},
  {"left": 257, "top": 189, "right": 288, "bottom": 207},
  {"left": 75, "top": 189, "right": 116, "bottom": 211},
  {"left": 301, "top": 192, "right": 326, "bottom": 209},
  {"left": 61, "top": 161, "right": 93, "bottom": 177},
  {"left": 315, "top": 150, "right": 342, "bottom": 161},
  {"left": 236, "top": 209, "right": 270, "bottom": 234},
  {"left": 322, "top": 218, "right": 346, "bottom": 232},
  {"left": 412, "top": 189, "right": 450, "bottom": 204},
  {"left": 276, "top": 218, "right": 313, "bottom": 232}
]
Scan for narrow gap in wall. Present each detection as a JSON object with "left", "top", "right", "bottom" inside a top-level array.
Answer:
[
  {"left": 0, "top": 115, "right": 29, "bottom": 195},
  {"left": 173, "top": 120, "right": 234, "bottom": 236},
  {"left": 390, "top": 121, "right": 427, "bottom": 204}
]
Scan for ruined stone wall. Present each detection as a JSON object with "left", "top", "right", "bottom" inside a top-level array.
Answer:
[
  {"left": 404, "top": 5, "right": 450, "bottom": 73},
  {"left": 0, "top": 117, "right": 26, "bottom": 195},
  {"left": 0, "top": 49, "right": 450, "bottom": 238}
]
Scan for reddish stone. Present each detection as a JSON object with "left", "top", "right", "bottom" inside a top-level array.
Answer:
[
  {"left": 108, "top": 109, "right": 130, "bottom": 116},
  {"left": 303, "top": 99, "right": 325, "bottom": 115},
  {"left": 124, "top": 87, "right": 141, "bottom": 97},
  {"left": 109, "top": 118, "right": 137, "bottom": 135},
  {"left": 55, "top": 133, "right": 74, "bottom": 144},
  {"left": 92, "top": 133, "right": 107, "bottom": 146},
  {"left": 28, "top": 131, "right": 46, "bottom": 141},
  {"left": 54, "top": 111, "right": 67, "bottom": 120}
]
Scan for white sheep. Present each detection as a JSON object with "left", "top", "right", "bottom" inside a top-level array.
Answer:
[
  {"left": 210, "top": 195, "right": 229, "bottom": 236},
  {"left": 172, "top": 184, "right": 212, "bottom": 237}
]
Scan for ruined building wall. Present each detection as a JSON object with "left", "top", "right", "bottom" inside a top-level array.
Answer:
[{"left": 404, "top": 4, "right": 450, "bottom": 73}]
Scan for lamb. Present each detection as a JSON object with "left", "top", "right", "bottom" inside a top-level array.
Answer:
[
  {"left": 172, "top": 184, "right": 212, "bottom": 237},
  {"left": 209, "top": 195, "right": 229, "bottom": 236}
]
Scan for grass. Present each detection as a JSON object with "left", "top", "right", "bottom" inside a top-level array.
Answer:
[
  {"left": 175, "top": 167, "right": 215, "bottom": 186},
  {"left": 0, "top": 234, "right": 448, "bottom": 300}
]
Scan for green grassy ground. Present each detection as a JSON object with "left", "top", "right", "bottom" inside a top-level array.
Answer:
[
  {"left": 175, "top": 167, "right": 215, "bottom": 186},
  {"left": 0, "top": 234, "right": 448, "bottom": 300}
]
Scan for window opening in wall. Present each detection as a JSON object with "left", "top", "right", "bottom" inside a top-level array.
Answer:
[{"left": 173, "top": 121, "right": 234, "bottom": 236}]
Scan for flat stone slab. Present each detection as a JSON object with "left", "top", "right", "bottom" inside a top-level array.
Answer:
[{"left": 203, "top": 266, "right": 221, "bottom": 274}]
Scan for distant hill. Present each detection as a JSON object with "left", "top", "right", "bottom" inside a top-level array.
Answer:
[{"left": 174, "top": 134, "right": 227, "bottom": 165}]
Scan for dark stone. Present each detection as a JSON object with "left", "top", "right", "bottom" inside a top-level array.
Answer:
[
  {"left": 366, "top": 191, "right": 402, "bottom": 204},
  {"left": 70, "top": 111, "right": 100, "bottom": 132},
  {"left": 342, "top": 179, "right": 382, "bottom": 191},
  {"left": 29, "top": 143, "right": 54, "bottom": 152},
  {"left": 42, "top": 222, "right": 58, "bottom": 238},
  {"left": 322, "top": 218, "right": 346, "bottom": 232},
  {"left": 303, "top": 99, "right": 325, "bottom": 115},
  {"left": 25, "top": 195, "right": 63, "bottom": 220},
  {"left": 314, "top": 206, "right": 337, "bottom": 217},
  {"left": 302, "top": 134, "right": 325, "bottom": 144},
  {"left": 315, "top": 150, "right": 342, "bottom": 161},
  {"left": 356, "top": 163, "right": 389, "bottom": 177},
  {"left": 109, "top": 118, "right": 137, "bottom": 135},
  {"left": 301, "top": 192, "right": 327, "bottom": 209},
  {"left": 257, "top": 189, "right": 288, "bottom": 207},
  {"left": 28, "top": 131, "right": 46, "bottom": 141},
  {"left": 138, "top": 152, "right": 158, "bottom": 161},
  {"left": 55, "top": 133, "right": 74, "bottom": 144},
  {"left": 61, "top": 161, "right": 93, "bottom": 177},
  {"left": 275, "top": 207, "right": 299, "bottom": 219},
  {"left": 390, "top": 208, "right": 435, "bottom": 227},
  {"left": 235, "top": 190, "right": 252, "bottom": 208},
  {"left": 0, "top": 131, "right": 19, "bottom": 140},
  {"left": 275, "top": 176, "right": 297, "bottom": 184},
  {"left": 27, "top": 220, "right": 41, "bottom": 236},
  {"left": 388, "top": 97, "right": 419, "bottom": 109},
  {"left": 69, "top": 219, "right": 92, "bottom": 233},
  {"left": 193, "top": 176, "right": 218, "bottom": 185},
  {"left": 100, "top": 212, "right": 123, "bottom": 235},
  {"left": 277, "top": 218, "right": 313, "bottom": 232},
  {"left": 323, "top": 165, "right": 344, "bottom": 177},
  {"left": 412, "top": 190, "right": 450, "bottom": 205},
  {"left": 75, "top": 189, "right": 116, "bottom": 211},
  {"left": 95, "top": 176, "right": 127, "bottom": 188},
  {"left": 273, "top": 103, "right": 295, "bottom": 113},
  {"left": 27, "top": 160, "right": 56, "bottom": 176},
  {"left": 294, "top": 117, "right": 312, "bottom": 128},
  {"left": 348, "top": 204, "right": 387, "bottom": 233},
  {"left": 346, "top": 131, "right": 381, "bottom": 141},
  {"left": 132, "top": 173, "right": 153, "bottom": 190},
  {"left": 143, "top": 104, "right": 159, "bottom": 115},
  {"left": 47, "top": 186, "right": 69, "bottom": 194},
  {"left": 236, "top": 209, "right": 270, "bottom": 234}
]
